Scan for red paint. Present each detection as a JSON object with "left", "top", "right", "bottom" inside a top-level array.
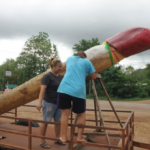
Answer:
[{"left": 106, "top": 27, "right": 150, "bottom": 57}]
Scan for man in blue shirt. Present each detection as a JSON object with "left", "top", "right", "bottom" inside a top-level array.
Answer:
[{"left": 57, "top": 51, "right": 96, "bottom": 144}]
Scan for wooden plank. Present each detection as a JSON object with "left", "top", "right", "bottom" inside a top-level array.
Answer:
[
  {"left": 91, "top": 79, "right": 111, "bottom": 150},
  {"left": 98, "top": 77, "right": 123, "bottom": 128}
]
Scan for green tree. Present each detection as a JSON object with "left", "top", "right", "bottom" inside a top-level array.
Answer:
[
  {"left": 98, "top": 65, "right": 142, "bottom": 99},
  {"left": 0, "top": 59, "right": 18, "bottom": 90},
  {"left": 140, "top": 64, "right": 150, "bottom": 97},
  {"left": 16, "top": 32, "right": 59, "bottom": 84},
  {"left": 145, "top": 64, "right": 150, "bottom": 79},
  {"left": 124, "top": 66, "right": 138, "bottom": 97},
  {"left": 73, "top": 38, "right": 100, "bottom": 54},
  {"left": 132, "top": 68, "right": 146, "bottom": 81},
  {"left": 99, "top": 66, "right": 127, "bottom": 98}
]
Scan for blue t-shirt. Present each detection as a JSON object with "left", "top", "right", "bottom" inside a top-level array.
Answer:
[{"left": 57, "top": 56, "right": 95, "bottom": 99}]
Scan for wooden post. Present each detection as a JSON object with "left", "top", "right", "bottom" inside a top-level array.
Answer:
[
  {"left": 73, "top": 114, "right": 77, "bottom": 134},
  {"left": 15, "top": 108, "right": 17, "bottom": 122},
  {"left": 91, "top": 79, "right": 111, "bottom": 150},
  {"left": 93, "top": 94, "right": 98, "bottom": 126},
  {"left": 122, "top": 130, "right": 125, "bottom": 150},
  {"left": 28, "top": 121, "right": 32, "bottom": 150},
  {"left": 71, "top": 109, "right": 73, "bottom": 124},
  {"left": 70, "top": 125, "right": 74, "bottom": 150},
  {"left": 97, "top": 74, "right": 123, "bottom": 128},
  {"left": 130, "top": 113, "right": 134, "bottom": 150}
]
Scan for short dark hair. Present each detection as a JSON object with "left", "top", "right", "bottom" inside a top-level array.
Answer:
[{"left": 77, "top": 51, "right": 87, "bottom": 58}]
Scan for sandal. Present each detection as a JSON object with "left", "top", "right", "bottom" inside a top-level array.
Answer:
[
  {"left": 58, "top": 137, "right": 66, "bottom": 145},
  {"left": 54, "top": 141, "right": 66, "bottom": 146},
  {"left": 40, "top": 142, "right": 51, "bottom": 149}
]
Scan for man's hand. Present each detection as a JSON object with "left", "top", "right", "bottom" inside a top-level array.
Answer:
[
  {"left": 86, "top": 74, "right": 91, "bottom": 80},
  {"left": 86, "top": 73, "right": 96, "bottom": 80}
]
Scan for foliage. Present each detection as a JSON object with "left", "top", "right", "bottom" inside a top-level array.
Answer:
[
  {"left": 0, "top": 59, "right": 18, "bottom": 90},
  {"left": 86, "top": 95, "right": 150, "bottom": 101},
  {"left": 0, "top": 32, "right": 59, "bottom": 87},
  {"left": 16, "top": 32, "right": 59, "bottom": 84},
  {"left": 73, "top": 38, "right": 100, "bottom": 54},
  {"left": 95, "top": 65, "right": 149, "bottom": 99}
]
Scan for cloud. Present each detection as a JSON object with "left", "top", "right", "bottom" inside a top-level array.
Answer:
[
  {"left": 0, "top": 39, "right": 25, "bottom": 64},
  {"left": 0, "top": 0, "right": 150, "bottom": 68}
]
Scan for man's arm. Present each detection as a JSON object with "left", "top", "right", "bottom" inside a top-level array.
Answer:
[
  {"left": 90, "top": 72, "right": 96, "bottom": 79},
  {"left": 86, "top": 72, "right": 96, "bottom": 80},
  {"left": 86, "top": 59, "right": 96, "bottom": 80}
]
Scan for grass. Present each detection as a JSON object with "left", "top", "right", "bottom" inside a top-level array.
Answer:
[{"left": 86, "top": 94, "right": 150, "bottom": 101}]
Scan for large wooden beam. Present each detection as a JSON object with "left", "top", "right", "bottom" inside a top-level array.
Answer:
[
  {"left": 0, "top": 45, "right": 116, "bottom": 114},
  {"left": 1, "top": 27, "right": 150, "bottom": 114}
]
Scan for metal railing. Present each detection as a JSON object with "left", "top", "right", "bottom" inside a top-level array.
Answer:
[{"left": 0, "top": 105, "right": 135, "bottom": 150}]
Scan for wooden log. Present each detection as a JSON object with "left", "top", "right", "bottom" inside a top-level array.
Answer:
[
  {"left": 0, "top": 45, "right": 121, "bottom": 114},
  {"left": 1, "top": 27, "right": 150, "bottom": 114},
  {"left": 0, "top": 63, "right": 66, "bottom": 115}
]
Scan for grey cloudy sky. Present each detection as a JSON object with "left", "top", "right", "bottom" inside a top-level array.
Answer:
[{"left": 0, "top": 0, "right": 150, "bottom": 69}]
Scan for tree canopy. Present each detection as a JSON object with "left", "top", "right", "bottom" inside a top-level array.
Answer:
[
  {"left": 0, "top": 59, "right": 18, "bottom": 90},
  {"left": 0, "top": 32, "right": 59, "bottom": 88},
  {"left": 16, "top": 32, "right": 59, "bottom": 84},
  {"left": 73, "top": 38, "right": 100, "bottom": 54}
]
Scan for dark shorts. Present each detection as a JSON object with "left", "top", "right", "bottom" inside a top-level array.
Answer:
[{"left": 57, "top": 93, "right": 86, "bottom": 114}]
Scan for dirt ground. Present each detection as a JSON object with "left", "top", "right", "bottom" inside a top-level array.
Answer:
[{"left": 2, "top": 99, "right": 150, "bottom": 150}]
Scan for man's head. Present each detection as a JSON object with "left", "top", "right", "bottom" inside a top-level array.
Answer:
[{"left": 77, "top": 51, "right": 87, "bottom": 58}]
